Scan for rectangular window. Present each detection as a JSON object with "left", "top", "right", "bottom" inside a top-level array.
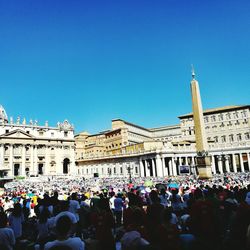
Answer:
[
  {"left": 221, "top": 136, "right": 226, "bottom": 143},
  {"left": 237, "top": 134, "right": 242, "bottom": 141},
  {"left": 229, "top": 135, "right": 234, "bottom": 142},
  {"left": 245, "top": 133, "right": 250, "bottom": 140},
  {"left": 135, "top": 166, "right": 138, "bottom": 174}
]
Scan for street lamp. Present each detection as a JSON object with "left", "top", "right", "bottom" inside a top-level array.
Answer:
[
  {"left": 190, "top": 162, "right": 197, "bottom": 179},
  {"left": 217, "top": 151, "right": 229, "bottom": 174},
  {"left": 108, "top": 168, "right": 112, "bottom": 177},
  {"left": 126, "top": 163, "right": 134, "bottom": 183}
]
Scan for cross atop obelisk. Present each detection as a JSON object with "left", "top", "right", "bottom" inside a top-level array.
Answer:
[{"left": 190, "top": 66, "right": 212, "bottom": 178}]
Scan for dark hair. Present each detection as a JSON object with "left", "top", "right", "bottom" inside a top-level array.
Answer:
[
  {"left": 39, "top": 207, "right": 50, "bottom": 224},
  {"left": 149, "top": 190, "right": 159, "bottom": 203},
  {"left": 60, "top": 200, "right": 69, "bottom": 211},
  {"left": 12, "top": 203, "right": 22, "bottom": 217},
  {"left": 71, "top": 192, "right": 78, "bottom": 200},
  {"left": 163, "top": 207, "right": 172, "bottom": 223},
  {"left": 56, "top": 215, "right": 72, "bottom": 236},
  {"left": 0, "top": 211, "right": 8, "bottom": 228},
  {"left": 49, "top": 246, "right": 72, "bottom": 250},
  {"left": 99, "top": 197, "right": 111, "bottom": 211}
]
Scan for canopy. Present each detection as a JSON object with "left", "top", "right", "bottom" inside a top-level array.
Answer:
[
  {"left": 144, "top": 180, "right": 153, "bottom": 187},
  {"left": 168, "top": 183, "right": 179, "bottom": 189}
]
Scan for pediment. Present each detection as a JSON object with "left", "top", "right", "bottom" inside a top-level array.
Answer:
[{"left": 0, "top": 129, "right": 34, "bottom": 139}]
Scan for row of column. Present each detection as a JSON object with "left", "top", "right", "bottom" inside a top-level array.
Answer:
[
  {"left": 80, "top": 161, "right": 140, "bottom": 177},
  {"left": 0, "top": 143, "right": 73, "bottom": 176},
  {"left": 211, "top": 152, "right": 250, "bottom": 174},
  {"left": 139, "top": 155, "right": 191, "bottom": 177},
  {"left": 139, "top": 152, "right": 250, "bottom": 177}
]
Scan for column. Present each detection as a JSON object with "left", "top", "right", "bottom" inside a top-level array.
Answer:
[
  {"left": 185, "top": 156, "right": 188, "bottom": 165},
  {"left": 145, "top": 160, "right": 150, "bottom": 177},
  {"left": 232, "top": 154, "right": 237, "bottom": 173},
  {"left": 168, "top": 159, "right": 173, "bottom": 176},
  {"left": 30, "top": 145, "right": 34, "bottom": 176},
  {"left": 152, "top": 158, "right": 156, "bottom": 177},
  {"left": 9, "top": 144, "right": 13, "bottom": 176},
  {"left": 246, "top": 152, "right": 250, "bottom": 171},
  {"left": 21, "top": 145, "right": 26, "bottom": 176},
  {"left": 172, "top": 158, "right": 177, "bottom": 176},
  {"left": 139, "top": 159, "right": 144, "bottom": 177},
  {"left": 142, "top": 160, "right": 146, "bottom": 177},
  {"left": 239, "top": 153, "right": 245, "bottom": 173},
  {"left": 56, "top": 146, "right": 62, "bottom": 175},
  {"left": 179, "top": 157, "right": 182, "bottom": 166},
  {"left": 34, "top": 145, "right": 38, "bottom": 175},
  {"left": 225, "top": 155, "right": 230, "bottom": 173},
  {"left": 211, "top": 155, "right": 216, "bottom": 174},
  {"left": 45, "top": 146, "right": 50, "bottom": 175},
  {"left": 162, "top": 157, "right": 168, "bottom": 176},
  {"left": 155, "top": 154, "right": 163, "bottom": 177},
  {"left": 0, "top": 144, "right": 4, "bottom": 170},
  {"left": 217, "top": 156, "right": 223, "bottom": 174}
]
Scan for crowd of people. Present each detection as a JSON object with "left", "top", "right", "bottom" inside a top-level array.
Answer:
[{"left": 0, "top": 172, "right": 250, "bottom": 250}]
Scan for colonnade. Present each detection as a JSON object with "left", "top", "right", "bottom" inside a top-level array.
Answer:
[{"left": 139, "top": 151, "right": 250, "bottom": 177}]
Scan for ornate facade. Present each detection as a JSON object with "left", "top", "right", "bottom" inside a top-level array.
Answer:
[
  {"left": 0, "top": 105, "right": 75, "bottom": 177},
  {"left": 75, "top": 105, "right": 250, "bottom": 178}
]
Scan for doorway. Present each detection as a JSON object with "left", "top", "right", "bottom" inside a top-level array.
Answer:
[
  {"left": 63, "top": 158, "right": 70, "bottom": 174},
  {"left": 38, "top": 164, "right": 44, "bottom": 175},
  {"left": 14, "top": 164, "right": 20, "bottom": 176}
]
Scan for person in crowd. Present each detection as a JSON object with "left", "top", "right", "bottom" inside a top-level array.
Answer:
[
  {"left": 155, "top": 208, "right": 180, "bottom": 250},
  {"left": 69, "top": 193, "right": 80, "bottom": 222},
  {"left": 8, "top": 203, "right": 24, "bottom": 239},
  {"left": 146, "top": 190, "right": 164, "bottom": 245},
  {"left": 36, "top": 207, "right": 51, "bottom": 243},
  {"left": 0, "top": 211, "right": 15, "bottom": 250},
  {"left": 114, "top": 193, "right": 124, "bottom": 226},
  {"left": 54, "top": 200, "right": 78, "bottom": 236},
  {"left": 91, "top": 197, "right": 116, "bottom": 250},
  {"left": 44, "top": 215, "right": 85, "bottom": 250}
]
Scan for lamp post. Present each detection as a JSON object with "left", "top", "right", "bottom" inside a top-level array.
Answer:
[
  {"left": 190, "top": 162, "right": 197, "bottom": 179},
  {"left": 108, "top": 167, "right": 111, "bottom": 177},
  {"left": 126, "top": 163, "right": 133, "bottom": 183},
  {"left": 217, "top": 151, "right": 229, "bottom": 174}
]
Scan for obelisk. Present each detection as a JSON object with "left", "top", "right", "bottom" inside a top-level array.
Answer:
[{"left": 190, "top": 67, "right": 212, "bottom": 178}]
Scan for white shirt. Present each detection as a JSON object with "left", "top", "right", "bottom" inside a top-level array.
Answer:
[
  {"left": 109, "top": 196, "right": 115, "bottom": 210},
  {"left": 0, "top": 227, "right": 15, "bottom": 250},
  {"left": 44, "top": 237, "right": 85, "bottom": 250}
]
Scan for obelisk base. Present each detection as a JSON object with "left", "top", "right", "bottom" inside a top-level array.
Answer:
[{"left": 196, "top": 156, "right": 213, "bottom": 179}]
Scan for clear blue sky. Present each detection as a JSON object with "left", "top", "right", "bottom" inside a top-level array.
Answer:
[{"left": 0, "top": 0, "right": 250, "bottom": 134}]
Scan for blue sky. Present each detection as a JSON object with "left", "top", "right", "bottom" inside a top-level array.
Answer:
[{"left": 0, "top": 0, "right": 250, "bottom": 134}]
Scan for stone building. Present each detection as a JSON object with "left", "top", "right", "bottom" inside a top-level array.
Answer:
[
  {"left": 0, "top": 105, "right": 75, "bottom": 177},
  {"left": 75, "top": 105, "right": 250, "bottom": 178}
]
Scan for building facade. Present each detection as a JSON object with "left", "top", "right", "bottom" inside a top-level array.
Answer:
[
  {"left": 76, "top": 105, "right": 250, "bottom": 178},
  {"left": 0, "top": 105, "right": 75, "bottom": 177}
]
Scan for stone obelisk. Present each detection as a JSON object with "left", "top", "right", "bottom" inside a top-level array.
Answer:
[{"left": 191, "top": 67, "right": 212, "bottom": 178}]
